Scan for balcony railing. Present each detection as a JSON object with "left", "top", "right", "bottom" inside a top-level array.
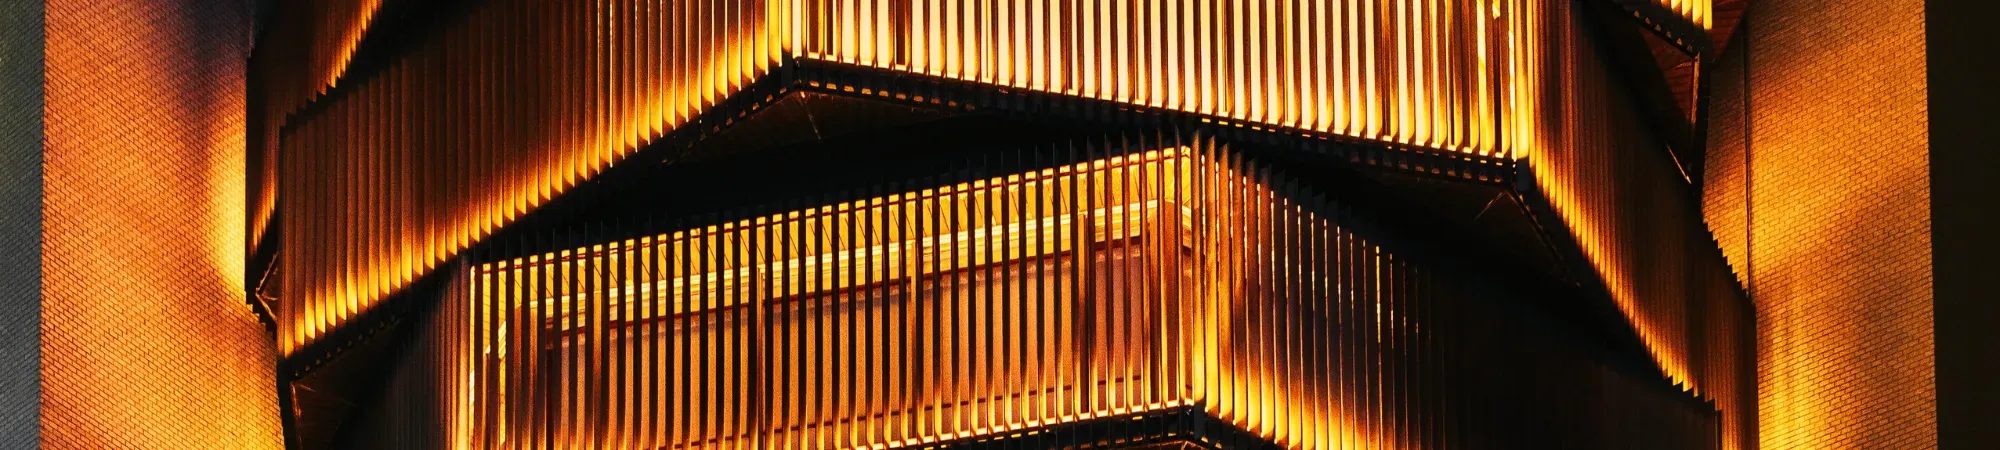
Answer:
[
  {"left": 267, "top": 0, "right": 1561, "bottom": 358},
  {"left": 413, "top": 143, "right": 1720, "bottom": 449}
]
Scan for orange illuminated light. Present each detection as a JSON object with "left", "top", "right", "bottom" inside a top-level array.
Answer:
[{"left": 446, "top": 148, "right": 1407, "bottom": 449}]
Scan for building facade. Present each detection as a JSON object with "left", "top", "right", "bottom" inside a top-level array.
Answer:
[
  {"left": 250, "top": 1, "right": 1754, "bottom": 448},
  {"left": 2, "top": 0, "right": 1969, "bottom": 448}
]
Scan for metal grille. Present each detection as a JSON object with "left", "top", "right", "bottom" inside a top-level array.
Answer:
[{"left": 419, "top": 138, "right": 1719, "bottom": 449}]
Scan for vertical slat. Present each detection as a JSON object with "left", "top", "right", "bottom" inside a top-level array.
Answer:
[
  {"left": 613, "top": 233, "right": 629, "bottom": 449},
  {"left": 536, "top": 237, "right": 554, "bottom": 450},
  {"left": 1057, "top": 141, "right": 1078, "bottom": 424},
  {"left": 999, "top": 158, "right": 1019, "bottom": 430}
]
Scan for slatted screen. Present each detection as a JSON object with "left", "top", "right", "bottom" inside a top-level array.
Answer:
[
  {"left": 417, "top": 139, "right": 1719, "bottom": 449},
  {"left": 792, "top": 0, "right": 1549, "bottom": 157},
  {"left": 249, "top": 0, "right": 383, "bottom": 254},
  {"left": 1535, "top": 1, "right": 1750, "bottom": 448},
  {"left": 254, "top": 2, "right": 1746, "bottom": 446},
  {"left": 1659, "top": 0, "right": 1712, "bottom": 29},
  {"left": 274, "top": 0, "right": 785, "bottom": 355},
  {"left": 261, "top": 0, "right": 1560, "bottom": 358},
  {"left": 456, "top": 146, "right": 1207, "bottom": 448}
]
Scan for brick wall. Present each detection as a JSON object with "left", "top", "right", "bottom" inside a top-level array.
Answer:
[
  {"left": 1701, "top": 37, "right": 1748, "bottom": 286},
  {"left": 41, "top": 0, "right": 282, "bottom": 447},
  {"left": 1702, "top": 0, "right": 1934, "bottom": 447},
  {"left": 0, "top": 1, "right": 43, "bottom": 446}
]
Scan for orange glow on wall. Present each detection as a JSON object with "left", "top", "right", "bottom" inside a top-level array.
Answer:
[
  {"left": 1700, "top": 0, "right": 1933, "bottom": 447},
  {"left": 42, "top": 0, "right": 281, "bottom": 447}
]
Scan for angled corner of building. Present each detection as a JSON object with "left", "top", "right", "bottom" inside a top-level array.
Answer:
[{"left": 5, "top": 0, "right": 1970, "bottom": 448}]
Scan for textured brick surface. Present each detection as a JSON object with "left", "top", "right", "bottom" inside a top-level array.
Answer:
[
  {"left": 0, "top": 1, "right": 44, "bottom": 447},
  {"left": 1703, "top": 0, "right": 1935, "bottom": 447},
  {"left": 1702, "top": 43, "right": 1748, "bottom": 286},
  {"left": 41, "top": 0, "right": 282, "bottom": 448}
]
